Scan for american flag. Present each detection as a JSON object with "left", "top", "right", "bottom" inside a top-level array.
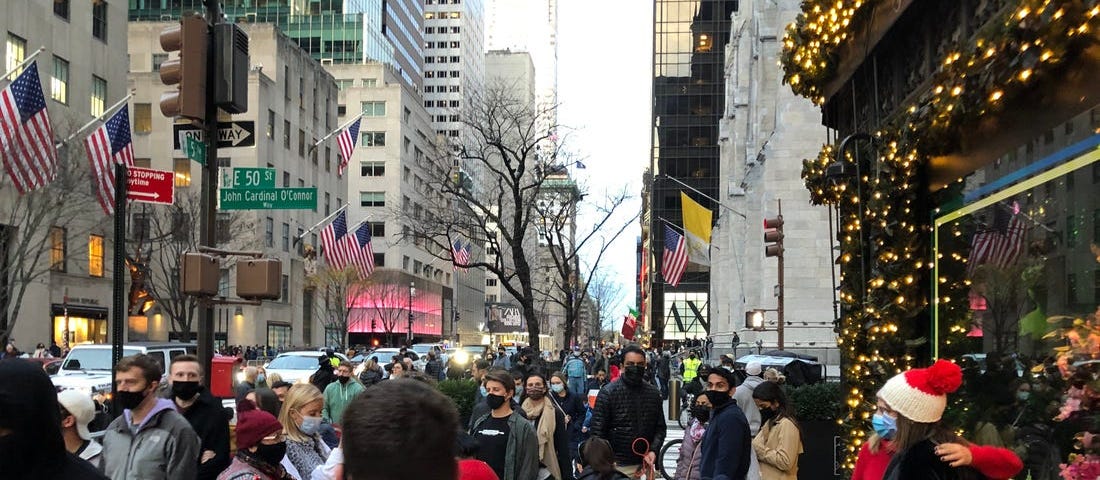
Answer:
[
  {"left": 662, "top": 225, "right": 687, "bottom": 287},
  {"left": 452, "top": 239, "right": 470, "bottom": 272},
  {"left": 321, "top": 210, "right": 352, "bottom": 269},
  {"left": 967, "top": 203, "right": 1027, "bottom": 276},
  {"left": 350, "top": 222, "right": 375, "bottom": 277},
  {"left": 0, "top": 62, "right": 58, "bottom": 194},
  {"left": 84, "top": 107, "right": 135, "bottom": 215},
  {"left": 336, "top": 117, "right": 361, "bottom": 177}
]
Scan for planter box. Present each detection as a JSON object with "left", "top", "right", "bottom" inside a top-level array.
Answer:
[{"left": 797, "top": 420, "right": 842, "bottom": 480}]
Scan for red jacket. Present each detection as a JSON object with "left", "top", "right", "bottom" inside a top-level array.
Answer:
[
  {"left": 459, "top": 459, "right": 500, "bottom": 480},
  {"left": 852, "top": 439, "right": 1023, "bottom": 480}
]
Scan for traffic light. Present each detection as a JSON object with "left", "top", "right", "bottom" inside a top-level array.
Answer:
[
  {"left": 159, "top": 15, "right": 208, "bottom": 121},
  {"left": 764, "top": 215, "right": 784, "bottom": 257},
  {"left": 746, "top": 309, "right": 766, "bottom": 330},
  {"left": 236, "top": 259, "right": 282, "bottom": 300}
]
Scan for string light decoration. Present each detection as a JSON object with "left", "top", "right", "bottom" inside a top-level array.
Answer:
[{"left": 787, "top": 0, "right": 1100, "bottom": 472}]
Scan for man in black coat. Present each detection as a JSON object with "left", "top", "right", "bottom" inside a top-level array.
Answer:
[
  {"left": 656, "top": 351, "right": 671, "bottom": 399},
  {"left": 589, "top": 345, "right": 665, "bottom": 477},
  {"left": 167, "top": 354, "right": 231, "bottom": 480}
]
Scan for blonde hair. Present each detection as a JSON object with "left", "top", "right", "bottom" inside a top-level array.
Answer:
[
  {"left": 763, "top": 367, "right": 786, "bottom": 384},
  {"left": 266, "top": 372, "right": 283, "bottom": 385},
  {"left": 279, "top": 383, "right": 324, "bottom": 443}
]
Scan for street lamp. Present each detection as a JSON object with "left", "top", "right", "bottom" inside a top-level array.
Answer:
[{"left": 407, "top": 281, "right": 416, "bottom": 345}]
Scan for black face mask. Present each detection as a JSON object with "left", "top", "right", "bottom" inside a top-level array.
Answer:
[
  {"left": 623, "top": 365, "right": 645, "bottom": 386},
  {"left": 760, "top": 406, "right": 778, "bottom": 423},
  {"left": 253, "top": 442, "right": 287, "bottom": 466},
  {"left": 691, "top": 404, "right": 711, "bottom": 423},
  {"left": 485, "top": 393, "right": 506, "bottom": 410},
  {"left": 116, "top": 389, "right": 149, "bottom": 411},
  {"left": 171, "top": 381, "right": 202, "bottom": 401},
  {"left": 338, "top": 376, "right": 350, "bottom": 384},
  {"left": 703, "top": 390, "right": 731, "bottom": 409}
]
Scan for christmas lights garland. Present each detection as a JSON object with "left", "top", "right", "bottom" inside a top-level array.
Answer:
[{"left": 785, "top": 0, "right": 1100, "bottom": 471}]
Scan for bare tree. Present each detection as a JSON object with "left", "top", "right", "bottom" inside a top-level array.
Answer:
[
  {"left": 347, "top": 269, "right": 414, "bottom": 347},
  {"left": 532, "top": 182, "right": 637, "bottom": 348},
  {"left": 403, "top": 82, "right": 572, "bottom": 350},
  {"left": 585, "top": 269, "right": 625, "bottom": 344},
  {"left": 307, "top": 265, "right": 369, "bottom": 350},
  {"left": 0, "top": 115, "right": 103, "bottom": 346},
  {"left": 138, "top": 191, "right": 253, "bottom": 342}
]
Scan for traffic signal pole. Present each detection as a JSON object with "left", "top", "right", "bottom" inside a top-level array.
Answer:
[
  {"left": 764, "top": 201, "right": 785, "bottom": 350},
  {"left": 776, "top": 200, "right": 784, "bottom": 351},
  {"left": 197, "top": 0, "right": 221, "bottom": 383}
]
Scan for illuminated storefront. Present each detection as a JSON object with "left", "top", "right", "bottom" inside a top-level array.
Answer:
[{"left": 51, "top": 304, "right": 108, "bottom": 347}]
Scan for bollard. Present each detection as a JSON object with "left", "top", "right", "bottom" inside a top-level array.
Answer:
[{"left": 668, "top": 379, "right": 681, "bottom": 420}]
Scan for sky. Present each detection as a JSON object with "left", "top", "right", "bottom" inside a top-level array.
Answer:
[{"left": 556, "top": 0, "right": 653, "bottom": 320}]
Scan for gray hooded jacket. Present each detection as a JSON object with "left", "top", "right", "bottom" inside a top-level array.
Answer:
[
  {"left": 732, "top": 375, "right": 764, "bottom": 435},
  {"left": 101, "top": 397, "right": 201, "bottom": 480}
]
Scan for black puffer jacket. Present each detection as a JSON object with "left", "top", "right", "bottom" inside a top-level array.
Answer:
[{"left": 588, "top": 379, "right": 666, "bottom": 466}]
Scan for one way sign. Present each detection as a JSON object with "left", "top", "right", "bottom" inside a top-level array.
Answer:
[{"left": 173, "top": 121, "right": 255, "bottom": 149}]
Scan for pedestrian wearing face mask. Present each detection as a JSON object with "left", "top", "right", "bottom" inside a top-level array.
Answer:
[
  {"left": 322, "top": 361, "right": 365, "bottom": 426},
  {"left": 471, "top": 370, "right": 539, "bottom": 480},
  {"left": 218, "top": 400, "right": 295, "bottom": 480},
  {"left": 589, "top": 345, "right": 665, "bottom": 477},
  {"left": 522, "top": 372, "right": 571, "bottom": 480},
  {"left": 101, "top": 354, "right": 200, "bottom": 480},
  {"left": 674, "top": 394, "right": 713, "bottom": 480},
  {"left": 698, "top": 367, "right": 753, "bottom": 480},
  {"left": 732, "top": 361, "right": 764, "bottom": 436},
  {"left": 550, "top": 372, "right": 588, "bottom": 469},
  {"left": 279, "top": 383, "right": 331, "bottom": 479},
  {"left": 168, "top": 354, "right": 231, "bottom": 480},
  {"left": 751, "top": 382, "right": 803, "bottom": 480},
  {"left": 851, "top": 395, "right": 1022, "bottom": 480}
]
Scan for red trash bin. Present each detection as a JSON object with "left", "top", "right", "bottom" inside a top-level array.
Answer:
[{"left": 210, "top": 355, "right": 242, "bottom": 399}]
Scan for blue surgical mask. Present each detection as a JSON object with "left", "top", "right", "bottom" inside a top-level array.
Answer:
[
  {"left": 550, "top": 384, "right": 565, "bottom": 394},
  {"left": 1017, "top": 391, "right": 1030, "bottom": 401},
  {"left": 299, "top": 415, "right": 322, "bottom": 436},
  {"left": 257, "top": 374, "right": 266, "bottom": 383},
  {"left": 480, "top": 385, "right": 488, "bottom": 397},
  {"left": 871, "top": 413, "right": 896, "bottom": 440},
  {"left": 516, "top": 386, "right": 524, "bottom": 397}
]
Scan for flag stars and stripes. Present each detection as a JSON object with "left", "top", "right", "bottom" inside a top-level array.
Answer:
[
  {"left": 0, "top": 62, "right": 58, "bottom": 194},
  {"left": 662, "top": 225, "right": 687, "bottom": 287},
  {"left": 84, "top": 107, "right": 135, "bottom": 215},
  {"left": 336, "top": 118, "right": 361, "bottom": 177}
]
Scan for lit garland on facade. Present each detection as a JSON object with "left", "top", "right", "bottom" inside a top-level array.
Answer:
[{"left": 786, "top": 0, "right": 1100, "bottom": 471}]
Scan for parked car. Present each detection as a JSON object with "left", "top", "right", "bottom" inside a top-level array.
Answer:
[
  {"left": 263, "top": 351, "right": 350, "bottom": 384},
  {"left": 52, "top": 342, "right": 196, "bottom": 397}
]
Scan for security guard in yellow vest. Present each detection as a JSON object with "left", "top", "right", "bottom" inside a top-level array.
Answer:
[{"left": 681, "top": 352, "right": 702, "bottom": 382}]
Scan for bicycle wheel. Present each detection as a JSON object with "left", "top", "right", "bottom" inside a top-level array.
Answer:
[
  {"left": 658, "top": 439, "right": 682, "bottom": 480},
  {"left": 677, "top": 405, "right": 692, "bottom": 429}
]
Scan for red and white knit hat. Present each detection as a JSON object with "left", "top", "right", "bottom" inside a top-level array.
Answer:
[{"left": 877, "top": 359, "right": 963, "bottom": 423}]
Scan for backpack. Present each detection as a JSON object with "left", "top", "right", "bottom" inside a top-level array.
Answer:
[{"left": 566, "top": 357, "right": 586, "bottom": 378}]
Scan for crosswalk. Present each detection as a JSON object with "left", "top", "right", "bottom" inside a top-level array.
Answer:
[{"left": 659, "top": 399, "right": 686, "bottom": 479}]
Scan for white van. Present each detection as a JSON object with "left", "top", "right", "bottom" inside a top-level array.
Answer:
[{"left": 52, "top": 342, "right": 197, "bottom": 397}]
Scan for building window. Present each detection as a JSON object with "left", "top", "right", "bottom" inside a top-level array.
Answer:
[
  {"left": 403, "top": 255, "right": 410, "bottom": 270},
  {"left": 264, "top": 217, "right": 274, "bottom": 247},
  {"left": 362, "top": 78, "right": 377, "bottom": 87},
  {"left": 302, "top": 288, "right": 313, "bottom": 343},
  {"left": 449, "top": 85, "right": 460, "bottom": 93},
  {"left": 133, "top": 104, "right": 152, "bottom": 133},
  {"left": 152, "top": 53, "right": 168, "bottom": 71},
  {"left": 325, "top": 146, "right": 331, "bottom": 172},
  {"left": 450, "top": 56, "right": 460, "bottom": 63},
  {"left": 424, "top": 100, "right": 433, "bottom": 108},
  {"left": 425, "top": 71, "right": 435, "bottom": 79},
  {"left": 281, "top": 274, "right": 289, "bottom": 302},
  {"left": 267, "top": 110, "right": 275, "bottom": 138},
  {"left": 403, "top": 136, "right": 411, "bottom": 153},
  {"left": 173, "top": 158, "right": 191, "bottom": 187},
  {"left": 92, "top": 0, "right": 108, "bottom": 41},
  {"left": 426, "top": 56, "right": 435, "bottom": 64},
  {"left": 374, "top": 253, "right": 385, "bottom": 267},
  {"left": 450, "top": 26, "right": 460, "bottom": 34},
  {"left": 449, "top": 100, "right": 460, "bottom": 108},
  {"left": 336, "top": 79, "right": 353, "bottom": 90},
  {"left": 361, "top": 162, "right": 385, "bottom": 176},
  {"left": 281, "top": 223, "right": 290, "bottom": 252},
  {"left": 134, "top": 158, "right": 151, "bottom": 168},
  {"left": 88, "top": 235, "right": 104, "bottom": 277},
  {"left": 91, "top": 75, "right": 107, "bottom": 117},
  {"left": 486, "top": 294, "right": 498, "bottom": 303},
  {"left": 362, "top": 101, "right": 386, "bottom": 116},
  {"left": 436, "top": 70, "right": 446, "bottom": 78},
  {"left": 54, "top": 0, "right": 69, "bottom": 19},
  {"left": 449, "top": 115, "right": 459, "bottom": 122},
  {"left": 298, "top": 129, "right": 306, "bottom": 157},
  {"left": 361, "top": 132, "right": 386, "bottom": 147},
  {"left": 49, "top": 227, "right": 66, "bottom": 272},
  {"left": 486, "top": 278, "right": 497, "bottom": 287},
  {"left": 450, "top": 41, "right": 460, "bottom": 48},
  {"left": 216, "top": 212, "right": 232, "bottom": 244},
  {"left": 51, "top": 56, "right": 68, "bottom": 104},
  {"left": 369, "top": 222, "right": 385, "bottom": 237},
  {"left": 359, "top": 191, "right": 385, "bottom": 207},
  {"left": 413, "top": 260, "right": 423, "bottom": 275},
  {"left": 298, "top": 77, "right": 304, "bottom": 107},
  {"left": 282, "top": 171, "right": 290, "bottom": 187},
  {"left": 284, "top": 66, "right": 290, "bottom": 98},
  {"left": 283, "top": 120, "right": 291, "bottom": 148},
  {"left": 324, "top": 193, "right": 331, "bottom": 216},
  {"left": 5, "top": 34, "right": 26, "bottom": 80},
  {"left": 266, "top": 323, "right": 291, "bottom": 349}
]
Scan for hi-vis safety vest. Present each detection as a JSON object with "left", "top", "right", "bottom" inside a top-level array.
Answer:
[{"left": 682, "top": 357, "right": 702, "bottom": 382}]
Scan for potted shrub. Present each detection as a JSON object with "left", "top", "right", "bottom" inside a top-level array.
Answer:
[{"left": 785, "top": 382, "right": 843, "bottom": 480}]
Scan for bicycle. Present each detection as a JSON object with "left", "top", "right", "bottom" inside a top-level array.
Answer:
[
  {"left": 657, "top": 438, "right": 682, "bottom": 479},
  {"left": 676, "top": 392, "right": 695, "bottom": 429}
]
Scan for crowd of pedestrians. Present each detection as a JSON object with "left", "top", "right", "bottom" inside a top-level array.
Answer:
[{"left": 0, "top": 341, "right": 1034, "bottom": 480}]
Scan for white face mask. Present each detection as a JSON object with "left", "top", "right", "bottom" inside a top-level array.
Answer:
[{"left": 299, "top": 415, "right": 323, "bottom": 436}]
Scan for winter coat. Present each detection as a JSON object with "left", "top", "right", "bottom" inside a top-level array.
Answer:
[
  {"left": 675, "top": 421, "right": 705, "bottom": 480},
  {"left": 358, "top": 368, "right": 382, "bottom": 387},
  {"left": 285, "top": 434, "right": 332, "bottom": 480},
  {"left": 732, "top": 376, "right": 764, "bottom": 435},
  {"left": 752, "top": 417, "right": 803, "bottom": 480},
  {"left": 699, "top": 401, "right": 751, "bottom": 480},
  {"left": 310, "top": 366, "right": 336, "bottom": 393},
  {"left": 853, "top": 439, "right": 1024, "bottom": 480},
  {"left": 656, "top": 356, "right": 671, "bottom": 379},
  {"left": 425, "top": 359, "right": 445, "bottom": 380},
  {"left": 217, "top": 453, "right": 295, "bottom": 480},
  {"left": 883, "top": 439, "right": 981, "bottom": 480},
  {"left": 101, "top": 398, "right": 201, "bottom": 480},
  {"left": 588, "top": 378, "right": 666, "bottom": 467},
  {"left": 174, "top": 389, "right": 232, "bottom": 480},
  {"left": 322, "top": 379, "right": 366, "bottom": 425},
  {"left": 575, "top": 467, "right": 631, "bottom": 480},
  {"left": 471, "top": 411, "right": 540, "bottom": 480},
  {"left": 551, "top": 391, "right": 588, "bottom": 444}
]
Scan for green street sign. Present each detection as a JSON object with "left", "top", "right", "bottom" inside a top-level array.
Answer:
[
  {"left": 218, "top": 187, "right": 318, "bottom": 210},
  {"left": 228, "top": 167, "right": 275, "bottom": 189},
  {"left": 185, "top": 137, "right": 206, "bottom": 165}
]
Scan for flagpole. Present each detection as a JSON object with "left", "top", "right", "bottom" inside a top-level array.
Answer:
[
  {"left": 293, "top": 203, "right": 349, "bottom": 246},
  {"left": 655, "top": 216, "right": 684, "bottom": 232},
  {"left": 56, "top": 93, "right": 134, "bottom": 149},
  {"left": 1, "top": 47, "right": 45, "bottom": 80},
  {"left": 657, "top": 174, "right": 747, "bottom": 219},
  {"left": 310, "top": 113, "right": 364, "bottom": 151}
]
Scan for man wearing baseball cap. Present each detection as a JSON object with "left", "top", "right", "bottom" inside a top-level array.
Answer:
[
  {"left": 732, "top": 361, "right": 764, "bottom": 435},
  {"left": 58, "top": 389, "right": 104, "bottom": 469}
]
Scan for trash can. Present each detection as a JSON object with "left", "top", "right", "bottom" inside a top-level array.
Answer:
[{"left": 210, "top": 355, "right": 242, "bottom": 399}]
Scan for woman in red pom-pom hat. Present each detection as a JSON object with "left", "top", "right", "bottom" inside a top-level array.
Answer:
[{"left": 871, "top": 360, "right": 1014, "bottom": 480}]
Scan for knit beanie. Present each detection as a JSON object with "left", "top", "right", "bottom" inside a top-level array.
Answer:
[
  {"left": 235, "top": 399, "right": 283, "bottom": 450},
  {"left": 877, "top": 359, "right": 963, "bottom": 423},
  {"left": 745, "top": 362, "right": 763, "bottom": 376}
]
